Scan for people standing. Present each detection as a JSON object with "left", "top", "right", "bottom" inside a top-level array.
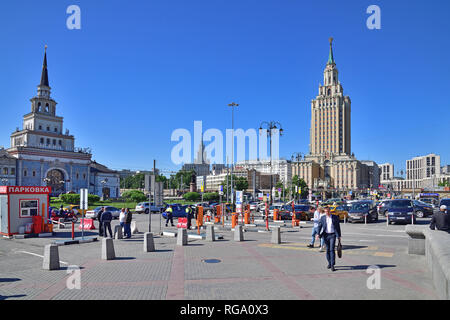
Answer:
[
  {"left": 101, "top": 208, "right": 113, "bottom": 238},
  {"left": 430, "top": 205, "right": 450, "bottom": 232},
  {"left": 124, "top": 208, "right": 132, "bottom": 238},
  {"left": 97, "top": 207, "right": 105, "bottom": 237},
  {"left": 119, "top": 208, "right": 126, "bottom": 235},
  {"left": 165, "top": 205, "right": 174, "bottom": 227},
  {"left": 316, "top": 206, "right": 342, "bottom": 272},
  {"left": 186, "top": 206, "right": 193, "bottom": 230}
]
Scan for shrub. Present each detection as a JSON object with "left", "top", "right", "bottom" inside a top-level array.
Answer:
[
  {"left": 183, "top": 192, "right": 201, "bottom": 201},
  {"left": 60, "top": 193, "right": 100, "bottom": 205},
  {"left": 203, "top": 192, "right": 219, "bottom": 201},
  {"left": 121, "top": 190, "right": 147, "bottom": 203}
]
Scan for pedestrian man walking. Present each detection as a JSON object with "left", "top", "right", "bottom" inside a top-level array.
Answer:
[
  {"left": 430, "top": 205, "right": 450, "bottom": 232},
  {"left": 165, "top": 205, "right": 174, "bottom": 227},
  {"left": 316, "top": 206, "right": 342, "bottom": 272},
  {"left": 101, "top": 208, "right": 113, "bottom": 238}
]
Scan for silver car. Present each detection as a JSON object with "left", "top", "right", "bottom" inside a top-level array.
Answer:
[{"left": 85, "top": 206, "right": 121, "bottom": 220}]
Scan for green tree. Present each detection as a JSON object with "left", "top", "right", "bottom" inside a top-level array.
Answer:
[
  {"left": 291, "top": 175, "right": 309, "bottom": 199},
  {"left": 221, "top": 175, "right": 248, "bottom": 194},
  {"left": 169, "top": 169, "right": 196, "bottom": 190}
]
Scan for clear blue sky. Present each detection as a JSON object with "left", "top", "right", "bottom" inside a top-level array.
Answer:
[{"left": 0, "top": 0, "right": 449, "bottom": 176}]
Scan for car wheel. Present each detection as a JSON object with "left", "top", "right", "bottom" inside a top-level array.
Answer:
[
  {"left": 145, "top": 209, "right": 149, "bottom": 214},
  {"left": 416, "top": 211, "right": 424, "bottom": 218}
]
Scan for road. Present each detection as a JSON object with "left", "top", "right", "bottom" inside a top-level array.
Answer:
[{"left": 0, "top": 212, "right": 439, "bottom": 300}]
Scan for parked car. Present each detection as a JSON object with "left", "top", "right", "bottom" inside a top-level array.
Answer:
[
  {"left": 386, "top": 199, "right": 416, "bottom": 225},
  {"left": 63, "top": 205, "right": 81, "bottom": 215},
  {"left": 283, "top": 204, "right": 312, "bottom": 221},
  {"left": 85, "top": 206, "right": 121, "bottom": 220},
  {"left": 347, "top": 201, "right": 378, "bottom": 223},
  {"left": 161, "top": 204, "right": 189, "bottom": 218},
  {"left": 135, "top": 202, "right": 166, "bottom": 214},
  {"left": 329, "top": 205, "right": 349, "bottom": 221},
  {"left": 378, "top": 200, "right": 393, "bottom": 216},
  {"left": 249, "top": 202, "right": 258, "bottom": 211},
  {"left": 413, "top": 200, "right": 434, "bottom": 218}
]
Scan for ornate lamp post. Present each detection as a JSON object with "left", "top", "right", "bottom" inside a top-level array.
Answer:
[
  {"left": 259, "top": 121, "right": 284, "bottom": 206},
  {"left": 100, "top": 178, "right": 108, "bottom": 201}
]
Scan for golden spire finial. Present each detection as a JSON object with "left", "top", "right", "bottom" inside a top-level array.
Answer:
[
  {"left": 44, "top": 44, "right": 48, "bottom": 52},
  {"left": 329, "top": 37, "right": 333, "bottom": 45}
]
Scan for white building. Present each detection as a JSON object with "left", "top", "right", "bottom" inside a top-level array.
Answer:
[
  {"left": 405, "top": 154, "right": 440, "bottom": 189},
  {"left": 235, "top": 159, "right": 291, "bottom": 186}
]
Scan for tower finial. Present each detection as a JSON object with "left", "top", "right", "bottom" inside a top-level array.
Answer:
[
  {"left": 327, "top": 37, "right": 335, "bottom": 65},
  {"left": 40, "top": 46, "right": 49, "bottom": 87}
]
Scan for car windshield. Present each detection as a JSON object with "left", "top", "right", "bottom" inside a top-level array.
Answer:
[
  {"left": 351, "top": 203, "right": 369, "bottom": 211},
  {"left": 391, "top": 200, "right": 412, "bottom": 208},
  {"left": 295, "top": 205, "right": 309, "bottom": 211},
  {"left": 441, "top": 199, "right": 450, "bottom": 207}
]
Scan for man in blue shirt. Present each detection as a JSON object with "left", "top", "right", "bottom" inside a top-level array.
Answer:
[{"left": 100, "top": 208, "right": 113, "bottom": 238}]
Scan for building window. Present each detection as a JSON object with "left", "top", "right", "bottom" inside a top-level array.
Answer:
[
  {"left": 76, "top": 173, "right": 79, "bottom": 179},
  {"left": 53, "top": 139, "right": 56, "bottom": 145},
  {"left": 3, "top": 168, "right": 8, "bottom": 175},
  {"left": 40, "top": 138, "right": 44, "bottom": 144},
  {"left": 24, "top": 170, "right": 27, "bottom": 177},
  {"left": 39, "top": 125, "right": 42, "bottom": 130},
  {"left": 47, "top": 138, "right": 50, "bottom": 145},
  {"left": 59, "top": 140, "right": 62, "bottom": 146},
  {"left": 20, "top": 200, "right": 38, "bottom": 217},
  {"left": 32, "top": 171, "right": 36, "bottom": 177},
  {"left": 54, "top": 127, "right": 58, "bottom": 133},
  {"left": 11, "top": 168, "right": 15, "bottom": 175}
]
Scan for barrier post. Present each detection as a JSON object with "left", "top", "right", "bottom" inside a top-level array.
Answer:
[
  {"left": 364, "top": 214, "right": 367, "bottom": 225},
  {"left": 265, "top": 202, "right": 269, "bottom": 231},
  {"left": 71, "top": 221, "right": 75, "bottom": 240}
]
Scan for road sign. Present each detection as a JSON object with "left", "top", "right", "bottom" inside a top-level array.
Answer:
[
  {"left": 155, "top": 182, "right": 164, "bottom": 206},
  {"left": 80, "top": 188, "right": 88, "bottom": 210},
  {"left": 144, "top": 174, "right": 156, "bottom": 192},
  {"left": 236, "top": 191, "right": 243, "bottom": 205},
  {"left": 219, "top": 185, "right": 223, "bottom": 195}
]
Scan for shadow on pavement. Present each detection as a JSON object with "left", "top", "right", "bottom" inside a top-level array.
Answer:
[
  {"left": 0, "top": 278, "right": 21, "bottom": 283},
  {"left": 114, "top": 257, "right": 136, "bottom": 261},
  {"left": 342, "top": 245, "right": 368, "bottom": 251},
  {"left": 0, "top": 294, "right": 27, "bottom": 300},
  {"left": 335, "top": 264, "right": 396, "bottom": 271}
]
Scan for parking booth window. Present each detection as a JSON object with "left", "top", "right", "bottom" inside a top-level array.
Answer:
[{"left": 20, "top": 200, "right": 39, "bottom": 217}]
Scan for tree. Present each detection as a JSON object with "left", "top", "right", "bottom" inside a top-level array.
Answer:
[
  {"left": 291, "top": 175, "right": 309, "bottom": 199},
  {"left": 168, "top": 169, "right": 196, "bottom": 190},
  {"left": 221, "top": 175, "right": 248, "bottom": 194}
]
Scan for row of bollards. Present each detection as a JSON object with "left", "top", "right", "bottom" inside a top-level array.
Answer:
[{"left": 43, "top": 226, "right": 283, "bottom": 270}]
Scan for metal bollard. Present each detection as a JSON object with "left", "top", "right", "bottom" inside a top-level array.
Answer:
[{"left": 364, "top": 215, "right": 367, "bottom": 225}]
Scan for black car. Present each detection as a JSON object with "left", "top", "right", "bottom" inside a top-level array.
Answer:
[
  {"left": 413, "top": 200, "right": 434, "bottom": 218},
  {"left": 347, "top": 201, "right": 378, "bottom": 223},
  {"left": 378, "top": 200, "right": 393, "bottom": 216},
  {"left": 386, "top": 199, "right": 416, "bottom": 224}
]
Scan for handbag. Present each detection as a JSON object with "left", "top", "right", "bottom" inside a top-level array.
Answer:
[{"left": 337, "top": 239, "right": 342, "bottom": 258}]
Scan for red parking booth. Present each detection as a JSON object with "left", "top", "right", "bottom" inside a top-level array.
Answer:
[{"left": 0, "top": 186, "right": 52, "bottom": 237}]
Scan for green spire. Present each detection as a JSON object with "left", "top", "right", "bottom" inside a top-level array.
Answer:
[{"left": 327, "top": 37, "right": 334, "bottom": 65}]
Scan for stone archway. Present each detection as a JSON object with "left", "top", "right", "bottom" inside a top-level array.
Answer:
[{"left": 46, "top": 169, "right": 65, "bottom": 195}]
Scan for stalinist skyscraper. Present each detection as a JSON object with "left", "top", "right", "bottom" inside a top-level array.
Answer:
[
  {"left": 310, "top": 37, "right": 351, "bottom": 156},
  {"left": 292, "top": 38, "right": 374, "bottom": 194}
]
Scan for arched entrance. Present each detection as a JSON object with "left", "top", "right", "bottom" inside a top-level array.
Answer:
[{"left": 46, "top": 169, "right": 65, "bottom": 195}]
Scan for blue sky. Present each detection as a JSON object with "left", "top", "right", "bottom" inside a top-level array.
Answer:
[{"left": 0, "top": 0, "right": 449, "bottom": 176}]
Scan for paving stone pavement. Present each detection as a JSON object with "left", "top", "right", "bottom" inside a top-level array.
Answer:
[{"left": 0, "top": 213, "right": 440, "bottom": 300}]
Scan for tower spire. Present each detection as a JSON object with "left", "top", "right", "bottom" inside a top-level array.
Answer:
[
  {"left": 40, "top": 45, "right": 49, "bottom": 87},
  {"left": 327, "top": 37, "right": 335, "bottom": 65}
]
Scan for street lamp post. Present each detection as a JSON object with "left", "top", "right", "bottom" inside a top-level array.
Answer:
[
  {"left": 291, "top": 152, "right": 303, "bottom": 203},
  {"left": 228, "top": 102, "right": 239, "bottom": 211},
  {"left": 100, "top": 178, "right": 108, "bottom": 201},
  {"left": 259, "top": 121, "right": 284, "bottom": 206}
]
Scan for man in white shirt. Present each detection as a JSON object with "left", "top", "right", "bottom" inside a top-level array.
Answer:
[
  {"left": 119, "top": 208, "right": 127, "bottom": 233},
  {"left": 308, "top": 207, "right": 324, "bottom": 248},
  {"left": 316, "top": 207, "right": 342, "bottom": 272}
]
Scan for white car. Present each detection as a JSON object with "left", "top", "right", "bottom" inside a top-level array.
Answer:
[{"left": 85, "top": 206, "right": 121, "bottom": 220}]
